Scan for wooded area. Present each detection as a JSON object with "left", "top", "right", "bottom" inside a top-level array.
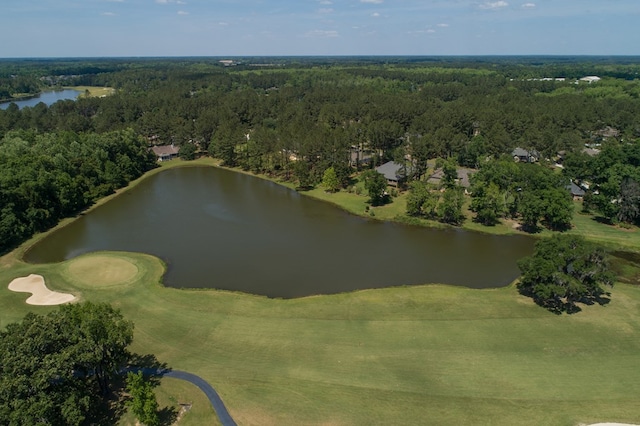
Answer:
[
  {"left": 0, "top": 303, "right": 134, "bottom": 425},
  {"left": 1, "top": 56, "right": 639, "bottom": 252}
]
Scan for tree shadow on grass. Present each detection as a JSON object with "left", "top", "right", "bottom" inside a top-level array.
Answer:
[
  {"left": 103, "top": 353, "right": 177, "bottom": 426},
  {"left": 159, "top": 406, "right": 179, "bottom": 426},
  {"left": 593, "top": 215, "right": 615, "bottom": 225},
  {"left": 86, "top": 389, "right": 129, "bottom": 426},
  {"left": 128, "top": 352, "right": 172, "bottom": 386},
  {"left": 518, "top": 286, "right": 611, "bottom": 315}
]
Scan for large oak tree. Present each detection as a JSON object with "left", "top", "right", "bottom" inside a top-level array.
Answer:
[
  {"left": 517, "top": 234, "right": 614, "bottom": 314},
  {"left": 0, "top": 302, "right": 134, "bottom": 425}
]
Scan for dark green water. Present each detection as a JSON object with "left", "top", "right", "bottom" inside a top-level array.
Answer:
[{"left": 25, "top": 166, "right": 535, "bottom": 298}]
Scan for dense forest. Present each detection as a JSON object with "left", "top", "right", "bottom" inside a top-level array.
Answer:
[{"left": 1, "top": 56, "right": 639, "bottom": 252}]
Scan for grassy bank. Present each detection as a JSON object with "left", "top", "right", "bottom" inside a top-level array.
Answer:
[
  {"left": 223, "top": 160, "right": 640, "bottom": 251},
  {"left": 2, "top": 159, "right": 640, "bottom": 425},
  {"left": 2, "top": 249, "right": 640, "bottom": 425}
]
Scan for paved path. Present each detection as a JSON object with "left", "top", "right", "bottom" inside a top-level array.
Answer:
[
  {"left": 132, "top": 367, "right": 237, "bottom": 426},
  {"left": 163, "top": 370, "right": 237, "bottom": 426}
]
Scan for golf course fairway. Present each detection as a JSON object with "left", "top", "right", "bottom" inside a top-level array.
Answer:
[{"left": 2, "top": 247, "right": 640, "bottom": 426}]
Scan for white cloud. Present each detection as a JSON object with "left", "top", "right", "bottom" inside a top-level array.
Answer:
[
  {"left": 360, "top": 0, "right": 383, "bottom": 4},
  {"left": 319, "top": 0, "right": 333, "bottom": 4},
  {"left": 101, "top": 11, "right": 116, "bottom": 16},
  {"left": 437, "top": 23, "right": 449, "bottom": 28},
  {"left": 317, "top": 8, "right": 334, "bottom": 14},
  {"left": 371, "top": 12, "right": 380, "bottom": 17},
  {"left": 479, "top": 1, "right": 509, "bottom": 10},
  {"left": 409, "top": 28, "right": 437, "bottom": 35},
  {"left": 305, "top": 30, "right": 339, "bottom": 38},
  {"left": 521, "top": 2, "right": 535, "bottom": 8},
  {"left": 177, "top": 10, "right": 188, "bottom": 15},
  {"left": 218, "top": 22, "right": 229, "bottom": 26}
]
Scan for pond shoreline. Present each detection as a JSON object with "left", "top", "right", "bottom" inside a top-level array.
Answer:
[
  {"left": 14, "top": 155, "right": 639, "bottom": 268},
  {"left": 19, "top": 159, "right": 536, "bottom": 297}
]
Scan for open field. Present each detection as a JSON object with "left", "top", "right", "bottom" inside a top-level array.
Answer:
[
  {"left": 2, "top": 247, "right": 640, "bottom": 425},
  {"left": 2, "top": 160, "right": 640, "bottom": 425},
  {"left": 72, "top": 86, "right": 116, "bottom": 97}
]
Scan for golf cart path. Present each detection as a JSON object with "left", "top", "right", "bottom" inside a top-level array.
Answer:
[{"left": 135, "top": 368, "right": 237, "bottom": 426}]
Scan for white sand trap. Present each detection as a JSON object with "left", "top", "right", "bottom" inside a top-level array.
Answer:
[{"left": 8, "top": 274, "right": 76, "bottom": 305}]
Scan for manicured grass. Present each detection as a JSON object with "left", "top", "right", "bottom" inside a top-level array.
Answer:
[
  {"left": 2, "top": 248, "right": 640, "bottom": 425},
  {"left": 65, "top": 254, "right": 139, "bottom": 288},
  {"left": 569, "top": 206, "right": 640, "bottom": 251}
]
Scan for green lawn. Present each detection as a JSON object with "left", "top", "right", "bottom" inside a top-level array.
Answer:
[
  {"left": 306, "top": 182, "right": 640, "bottom": 251},
  {"left": 118, "top": 377, "right": 220, "bottom": 426},
  {"left": 569, "top": 206, "right": 640, "bottom": 250},
  {"left": 2, "top": 161, "right": 640, "bottom": 425},
  {"left": 71, "top": 86, "right": 116, "bottom": 98},
  {"left": 2, "top": 248, "right": 640, "bottom": 425}
]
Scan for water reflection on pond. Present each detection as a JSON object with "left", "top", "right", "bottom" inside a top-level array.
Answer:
[
  {"left": 0, "top": 89, "right": 82, "bottom": 110},
  {"left": 25, "top": 167, "right": 535, "bottom": 298}
]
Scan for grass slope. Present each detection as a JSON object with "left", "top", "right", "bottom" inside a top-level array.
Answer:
[{"left": 2, "top": 250, "right": 640, "bottom": 425}]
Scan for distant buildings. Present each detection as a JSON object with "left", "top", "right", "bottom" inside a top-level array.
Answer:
[{"left": 579, "top": 76, "right": 601, "bottom": 83}]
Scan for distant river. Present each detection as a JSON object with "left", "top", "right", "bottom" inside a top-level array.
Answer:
[
  {"left": 0, "top": 89, "right": 82, "bottom": 110},
  {"left": 25, "top": 166, "right": 535, "bottom": 298}
]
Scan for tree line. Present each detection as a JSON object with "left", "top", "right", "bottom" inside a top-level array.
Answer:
[
  {"left": 0, "top": 128, "right": 156, "bottom": 253},
  {"left": 1, "top": 57, "right": 639, "bottom": 249}
]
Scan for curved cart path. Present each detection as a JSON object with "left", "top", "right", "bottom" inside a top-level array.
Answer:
[{"left": 133, "top": 368, "right": 237, "bottom": 426}]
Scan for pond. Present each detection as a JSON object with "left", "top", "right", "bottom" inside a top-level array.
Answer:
[
  {"left": 0, "top": 89, "right": 82, "bottom": 110},
  {"left": 25, "top": 166, "right": 535, "bottom": 298}
]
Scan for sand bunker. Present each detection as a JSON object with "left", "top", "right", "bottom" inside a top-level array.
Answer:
[{"left": 8, "top": 274, "right": 76, "bottom": 305}]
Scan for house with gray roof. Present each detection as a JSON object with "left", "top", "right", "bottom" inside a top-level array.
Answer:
[
  {"left": 428, "top": 167, "right": 475, "bottom": 189},
  {"left": 511, "top": 148, "right": 539, "bottom": 163},
  {"left": 566, "top": 181, "right": 585, "bottom": 199},
  {"left": 151, "top": 144, "right": 180, "bottom": 161},
  {"left": 375, "top": 161, "right": 411, "bottom": 187}
]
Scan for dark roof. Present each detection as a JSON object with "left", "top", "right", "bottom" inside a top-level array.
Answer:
[
  {"left": 427, "top": 167, "right": 475, "bottom": 188},
  {"left": 512, "top": 147, "right": 530, "bottom": 157},
  {"left": 566, "top": 182, "right": 585, "bottom": 197},
  {"left": 375, "top": 161, "right": 408, "bottom": 182},
  {"left": 512, "top": 147, "right": 539, "bottom": 158}
]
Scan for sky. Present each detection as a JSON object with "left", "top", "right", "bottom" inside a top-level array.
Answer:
[{"left": 1, "top": 0, "right": 638, "bottom": 57}]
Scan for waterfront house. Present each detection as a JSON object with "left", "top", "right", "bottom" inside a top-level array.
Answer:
[{"left": 151, "top": 144, "right": 180, "bottom": 161}]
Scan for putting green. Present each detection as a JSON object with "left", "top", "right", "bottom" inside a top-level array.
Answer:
[{"left": 66, "top": 254, "right": 139, "bottom": 288}]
